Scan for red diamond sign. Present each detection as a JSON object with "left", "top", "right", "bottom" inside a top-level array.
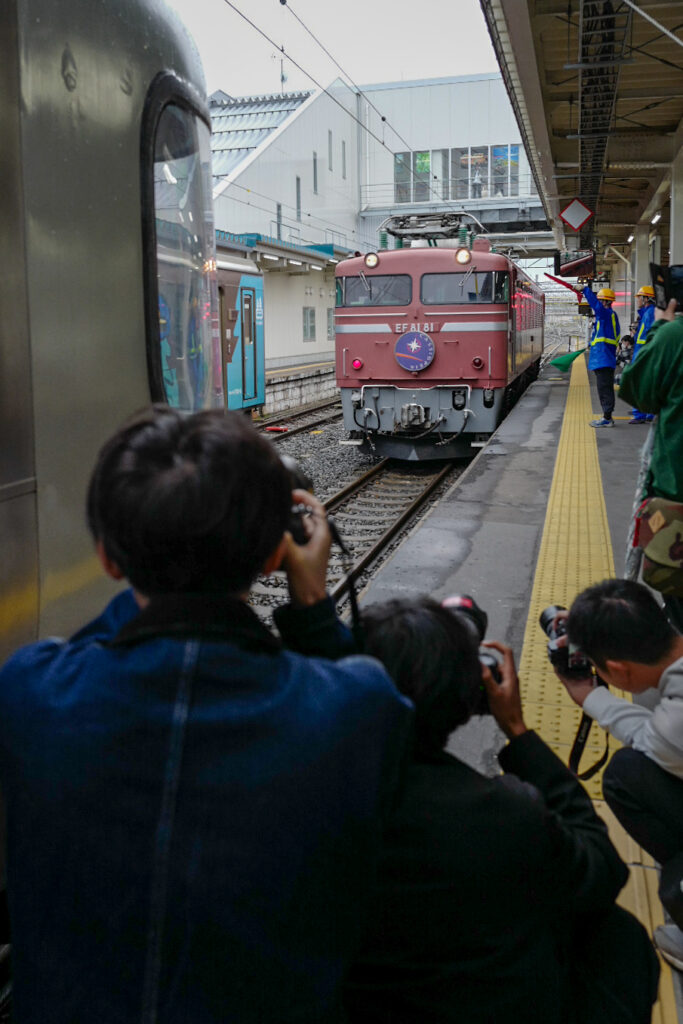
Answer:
[{"left": 560, "top": 198, "right": 594, "bottom": 232}]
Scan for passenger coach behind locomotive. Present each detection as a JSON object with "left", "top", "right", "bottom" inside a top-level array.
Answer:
[
  {"left": 335, "top": 238, "right": 544, "bottom": 459},
  {"left": 1, "top": 0, "right": 221, "bottom": 666}
]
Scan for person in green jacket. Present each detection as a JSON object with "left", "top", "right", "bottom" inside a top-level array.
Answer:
[{"left": 619, "top": 298, "right": 683, "bottom": 630}]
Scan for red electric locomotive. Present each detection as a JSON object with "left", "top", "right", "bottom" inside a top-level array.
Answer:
[{"left": 335, "top": 224, "right": 544, "bottom": 459}]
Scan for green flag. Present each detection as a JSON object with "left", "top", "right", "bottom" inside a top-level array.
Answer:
[{"left": 549, "top": 348, "right": 587, "bottom": 372}]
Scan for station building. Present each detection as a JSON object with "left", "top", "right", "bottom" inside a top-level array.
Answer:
[{"left": 209, "top": 73, "right": 550, "bottom": 408}]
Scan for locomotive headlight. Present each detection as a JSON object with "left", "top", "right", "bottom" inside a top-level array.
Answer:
[
  {"left": 352, "top": 358, "right": 364, "bottom": 370},
  {"left": 455, "top": 247, "right": 471, "bottom": 265},
  {"left": 364, "top": 252, "right": 380, "bottom": 268}
]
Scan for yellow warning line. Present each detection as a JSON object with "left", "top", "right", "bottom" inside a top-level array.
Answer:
[
  {"left": 519, "top": 354, "right": 614, "bottom": 791},
  {"left": 519, "top": 356, "right": 678, "bottom": 1019}
]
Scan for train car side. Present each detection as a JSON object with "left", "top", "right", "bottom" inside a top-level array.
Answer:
[{"left": 1, "top": 0, "right": 219, "bottom": 661}]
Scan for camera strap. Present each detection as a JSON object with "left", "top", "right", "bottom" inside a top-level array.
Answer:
[
  {"left": 568, "top": 678, "right": 610, "bottom": 781},
  {"left": 328, "top": 517, "right": 363, "bottom": 647}
]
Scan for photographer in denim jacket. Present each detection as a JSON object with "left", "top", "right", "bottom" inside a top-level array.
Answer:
[{"left": 0, "top": 407, "right": 412, "bottom": 1024}]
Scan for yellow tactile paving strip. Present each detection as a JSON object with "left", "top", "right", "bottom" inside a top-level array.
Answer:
[
  {"left": 518, "top": 355, "right": 616, "bottom": 801},
  {"left": 519, "top": 356, "right": 679, "bottom": 1020}
]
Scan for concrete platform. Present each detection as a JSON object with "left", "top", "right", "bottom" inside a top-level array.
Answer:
[
  {"left": 361, "top": 361, "right": 640, "bottom": 647},
  {"left": 359, "top": 354, "right": 682, "bottom": 1021}
]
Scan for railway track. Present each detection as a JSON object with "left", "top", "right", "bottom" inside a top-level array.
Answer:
[
  {"left": 250, "top": 458, "right": 460, "bottom": 613},
  {"left": 256, "top": 399, "right": 342, "bottom": 441}
]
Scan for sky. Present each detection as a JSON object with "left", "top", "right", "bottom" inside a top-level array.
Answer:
[{"left": 166, "top": 0, "right": 499, "bottom": 98}]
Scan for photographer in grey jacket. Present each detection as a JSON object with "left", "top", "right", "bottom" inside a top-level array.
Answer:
[{"left": 557, "top": 579, "right": 683, "bottom": 971}]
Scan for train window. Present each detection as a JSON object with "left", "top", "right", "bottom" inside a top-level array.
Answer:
[
  {"left": 142, "top": 74, "right": 222, "bottom": 413},
  {"left": 494, "top": 272, "right": 509, "bottom": 303},
  {"left": 337, "top": 275, "right": 412, "bottom": 307},
  {"left": 422, "top": 272, "right": 503, "bottom": 305}
]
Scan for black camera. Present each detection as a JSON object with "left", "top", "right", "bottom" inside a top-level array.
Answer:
[
  {"left": 280, "top": 455, "right": 315, "bottom": 545},
  {"left": 442, "top": 594, "right": 501, "bottom": 715},
  {"left": 650, "top": 262, "right": 683, "bottom": 313},
  {"left": 539, "top": 605, "right": 593, "bottom": 680}
]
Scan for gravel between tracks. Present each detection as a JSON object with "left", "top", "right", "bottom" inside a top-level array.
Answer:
[
  {"left": 268, "top": 418, "right": 383, "bottom": 500},
  {"left": 258, "top": 417, "right": 465, "bottom": 623}
]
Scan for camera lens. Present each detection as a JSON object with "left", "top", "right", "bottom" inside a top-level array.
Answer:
[{"left": 539, "top": 604, "right": 567, "bottom": 638}]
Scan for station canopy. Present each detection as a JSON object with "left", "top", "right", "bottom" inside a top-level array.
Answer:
[{"left": 479, "top": 0, "right": 683, "bottom": 271}]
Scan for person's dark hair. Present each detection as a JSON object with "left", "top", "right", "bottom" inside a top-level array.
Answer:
[
  {"left": 360, "top": 597, "right": 482, "bottom": 754},
  {"left": 87, "top": 406, "right": 291, "bottom": 595},
  {"left": 568, "top": 579, "right": 677, "bottom": 667}
]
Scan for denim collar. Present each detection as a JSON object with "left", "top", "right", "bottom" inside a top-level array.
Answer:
[{"left": 109, "top": 593, "right": 282, "bottom": 654}]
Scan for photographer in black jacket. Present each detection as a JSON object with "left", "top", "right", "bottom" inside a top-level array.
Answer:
[{"left": 345, "top": 597, "right": 659, "bottom": 1024}]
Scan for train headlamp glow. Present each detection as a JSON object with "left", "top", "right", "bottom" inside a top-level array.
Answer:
[
  {"left": 455, "top": 247, "right": 471, "bottom": 265},
  {"left": 364, "top": 252, "right": 380, "bottom": 268}
]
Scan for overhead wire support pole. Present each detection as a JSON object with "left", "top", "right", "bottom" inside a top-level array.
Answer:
[{"left": 619, "top": 0, "right": 683, "bottom": 49}]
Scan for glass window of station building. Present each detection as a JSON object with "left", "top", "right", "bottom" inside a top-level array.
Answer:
[{"left": 394, "top": 144, "right": 521, "bottom": 203}]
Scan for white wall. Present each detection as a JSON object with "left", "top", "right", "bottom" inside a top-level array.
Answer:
[
  {"left": 214, "top": 81, "right": 360, "bottom": 249},
  {"left": 360, "top": 74, "right": 533, "bottom": 202},
  {"left": 264, "top": 269, "right": 337, "bottom": 366}
]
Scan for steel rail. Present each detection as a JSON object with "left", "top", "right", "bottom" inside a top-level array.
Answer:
[
  {"left": 323, "top": 460, "right": 390, "bottom": 511},
  {"left": 268, "top": 409, "right": 343, "bottom": 441},
  {"left": 328, "top": 462, "right": 455, "bottom": 600},
  {"left": 256, "top": 398, "right": 341, "bottom": 431}
]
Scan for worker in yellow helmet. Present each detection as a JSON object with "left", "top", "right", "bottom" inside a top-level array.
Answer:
[
  {"left": 574, "top": 283, "right": 620, "bottom": 427},
  {"left": 629, "top": 285, "right": 656, "bottom": 424}
]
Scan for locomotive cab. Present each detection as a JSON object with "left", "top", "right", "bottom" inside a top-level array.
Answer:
[{"left": 335, "top": 238, "right": 543, "bottom": 460}]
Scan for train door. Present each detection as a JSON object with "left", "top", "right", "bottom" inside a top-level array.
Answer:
[
  {"left": 218, "top": 281, "right": 237, "bottom": 405},
  {"left": 216, "top": 256, "right": 264, "bottom": 411},
  {"left": 241, "top": 287, "right": 257, "bottom": 403},
  {"left": 509, "top": 270, "right": 517, "bottom": 375}
]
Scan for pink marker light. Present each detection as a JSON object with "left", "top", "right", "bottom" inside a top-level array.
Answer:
[{"left": 352, "top": 358, "right": 363, "bottom": 370}]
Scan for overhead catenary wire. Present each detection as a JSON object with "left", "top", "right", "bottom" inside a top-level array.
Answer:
[
  {"left": 619, "top": 0, "right": 683, "bottom": 50},
  {"left": 280, "top": 0, "right": 486, "bottom": 220},
  {"left": 219, "top": 178, "right": 365, "bottom": 242},
  {"left": 281, "top": 0, "right": 418, "bottom": 160},
  {"left": 218, "top": 0, "right": 482, "bottom": 227},
  {"left": 216, "top": 188, "right": 373, "bottom": 250}
]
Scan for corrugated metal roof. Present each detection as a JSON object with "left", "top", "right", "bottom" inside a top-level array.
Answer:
[{"left": 209, "top": 90, "right": 311, "bottom": 182}]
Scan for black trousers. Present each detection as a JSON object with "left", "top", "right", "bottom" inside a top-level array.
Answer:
[
  {"left": 563, "top": 905, "right": 659, "bottom": 1024},
  {"left": 593, "top": 367, "right": 615, "bottom": 419},
  {"left": 603, "top": 746, "right": 683, "bottom": 927}
]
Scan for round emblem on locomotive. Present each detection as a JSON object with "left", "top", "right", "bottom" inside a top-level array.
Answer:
[{"left": 394, "top": 331, "right": 435, "bottom": 372}]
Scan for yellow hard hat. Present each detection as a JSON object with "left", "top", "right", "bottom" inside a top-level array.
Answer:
[
  {"left": 636, "top": 285, "right": 655, "bottom": 299},
  {"left": 597, "top": 287, "right": 616, "bottom": 302}
]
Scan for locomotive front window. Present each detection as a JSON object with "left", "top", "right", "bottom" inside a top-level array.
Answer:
[
  {"left": 337, "top": 275, "right": 412, "bottom": 307},
  {"left": 421, "top": 271, "right": 509, "bottom": 305},
  {"left": 143, "top": 78, "right": 223, "bottom": 413}
]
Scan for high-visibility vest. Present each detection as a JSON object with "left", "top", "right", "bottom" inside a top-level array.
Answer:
[
  {"left": 635, "top": 304, "right": 655, "bottom": 347},
  {"left": 591, "top": 311, "right": 618, "bottom": 347}
]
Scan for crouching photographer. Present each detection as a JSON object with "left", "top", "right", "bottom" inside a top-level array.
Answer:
[
  {"left": 344, "top": 595, "right": 658, "bottom": 1024},
  {"left": 552, "top": 579, "right": 683, "bottom": 972}
]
